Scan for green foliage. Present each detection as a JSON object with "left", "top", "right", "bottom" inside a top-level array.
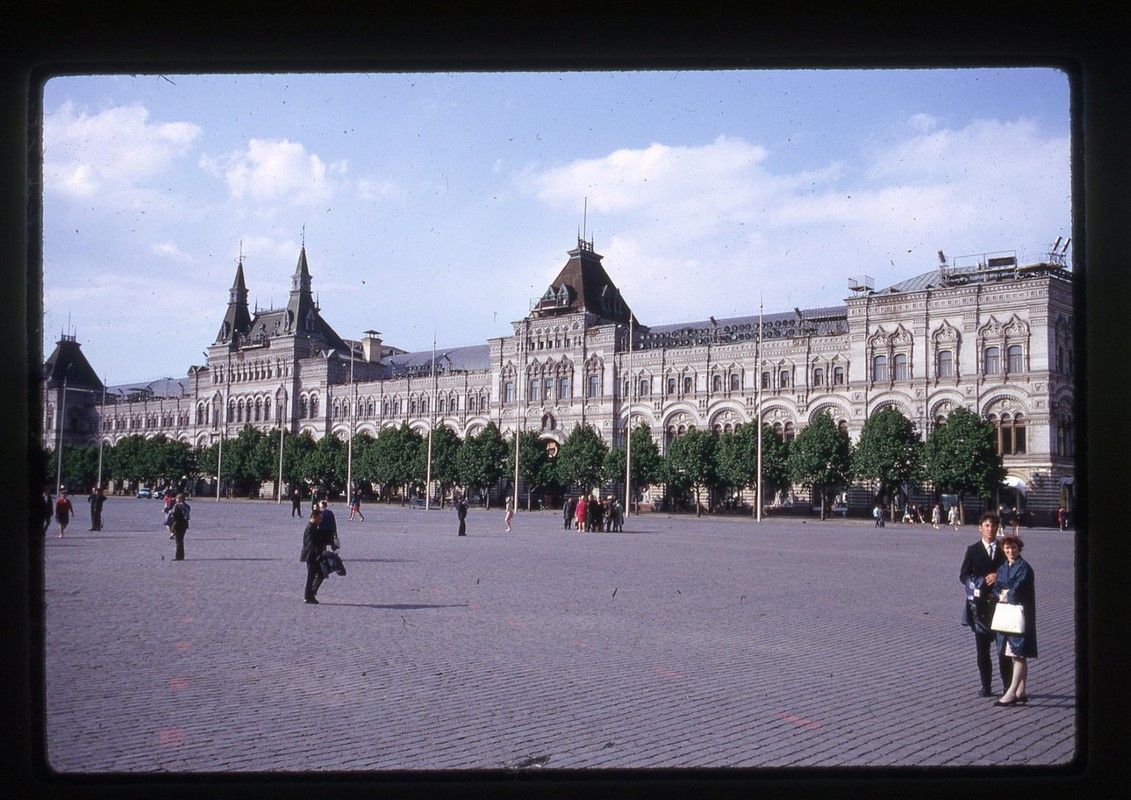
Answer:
[
  {"left": 283, "top": 431, "right": 317, "bottom": 485},
  {"left": 59, "top": 443, "right": 101, "bottom": 489},
  {"left": 457, "top": 422, "right": 507, "bottom": 504},
  {"left": 507, "top": 429, "right": 554, "bottom": 507},
  {"left": 364, "top": 424, "right": 423, "bottom": 499},
  {"left": 852, "top": 406, "right": 923, "bottom": 506},
  {"left": 417, "top": 425, "right": 463, "bottom": 503},
  {"left": 713, "top": 422, "right": 789, "bottom": 505},
  {"left": 663, "top": 428, "right": 717, "bottom": 515},
  {"left": 787, "top": 413, "right": 852, "bottom": 519},
  {"left": 555, "top": 423, "right": 609, "bottom": 493},
  {"left": 302, "top": 430, "right": 347, "bottom": 489},
  {"left": 923, "top": 407, "right": 1006, "bottom": 513}
]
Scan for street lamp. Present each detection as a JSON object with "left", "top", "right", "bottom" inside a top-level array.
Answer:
[{"left": 54, "top": 363, "right": 72, "bottom": 492}]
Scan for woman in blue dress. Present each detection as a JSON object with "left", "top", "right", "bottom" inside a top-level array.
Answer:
[{"left": 993, "top": 534, "right": 1037, "bottom": 706}]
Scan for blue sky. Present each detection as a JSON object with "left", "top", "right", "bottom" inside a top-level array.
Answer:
[{"left": 41, "top": 69, "right": 1071, "bottom": 384}]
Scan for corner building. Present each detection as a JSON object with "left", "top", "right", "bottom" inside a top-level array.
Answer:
[{"left": 43, "top": 239, "right": 1076, "bottom": 522}]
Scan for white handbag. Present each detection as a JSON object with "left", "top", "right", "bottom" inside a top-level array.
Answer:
[{"left": 990, "top": 602, "right": 1025, "bottom": 635}]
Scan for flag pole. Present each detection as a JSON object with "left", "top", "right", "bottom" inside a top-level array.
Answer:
[
  {"left": 425, "top": 333, "right": 436, "bottom": 510},
  {"left": 756, "top": 294, "right": 764, "bottom": 522}
]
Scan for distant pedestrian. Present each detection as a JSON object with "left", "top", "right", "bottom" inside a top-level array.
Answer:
[
  {"left": 612, "top": 498, "right": 624, "bottom": 532},
  {"left": 163, "top": 493, "right": 176, "bottom": 539},
  {"left": 575, "top": 495, "right": 588, "bottom": 531},
  {"left": 603, "top": 497, "right": 614, "bottom": 532},
  {"left": 290, "top": 488, "right": 303, "bottom": 518},
  {"left": 300, "top": 508, "right": 333, "bottom": 604},
  {"left": 1057, "top": 505, "right": 1068, "bottom": 530},
  {"left": 40, "top": 486, "right": 54, "bottom": 535},
  {"left": 562, "top": 496, "right": 574, "bottom": 530},
  {"left": 456, "top": 496, "right": 469, "bottom": 536},
  {"left": 319, "top": 500, "right": 339, "bottom": 549},
  {"left": 170, "top": 493, "right": 191, "bottom": 560},
  {"left": 873, "top": 504, "right": 884, "bottom": 528},
  {"left": 55, "top": 489, "right": 73, "bottom": 538},
  {"left": 88, "top": 487, "right": 106, "bottom": 531},
  {"left": 1010, "top": 506, "right": 1021, "bottom": 536},
  {"left": 504, "top": 495, "right": 514, "bottom": 532},
  {"left": 949, "top": 506, "right": 960, "bottom": 529},
  {"left": 931, "top": 503, "right": 941, "bottom": 529},
  {"left": 348, "top": 492, "right": 365, "bottom": 522},
  {"left": 587, "top": 495, "right": 602, "bottom": 532}
]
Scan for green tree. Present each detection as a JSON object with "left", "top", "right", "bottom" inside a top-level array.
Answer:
[
  {"left": 787, "top": 413, "right": 852, "bottom": 520},
  {"left": 368, "top": 424, "right": 423, "bottom": 503},
  {"left": 852, "top": 406, "right": 923, "bottom": 520},
  {"left": 663, "top": 428, "right": 717, "bottom": 516},
  {"left": 303, "top": 431, "right": 348, "bottom": 495},
  {"left": 555, "top": 423, "right": 609, "bottom": 497},
  {"left": 107, "top": 434, "right": 157, "bottom": 486},
  {"left": 603, "top": 424, "right": 663, "bottom": 512},
  {"left": 223, "top": 427, "right": 272, "bottom": 495},
  {"left": 457, "top": 421, "right": 507, "bottom": 508},
  {"left": 507, "top": 429, "right": 553, "bottom": 509},
  {"left": 283, "top": 431, "right": 317, "bottom": 489},
  {"left": 416, "top": 425, "right": 462, "bottom": 506},
  {"left": 713, "top": 422, "right": 789, "bottom": 512},
  {"left": 59, "top": 443, "right": 100, "bottom": 490},
  {"left": 923, "top": 406, "right": 1007, "bottom": 524}
]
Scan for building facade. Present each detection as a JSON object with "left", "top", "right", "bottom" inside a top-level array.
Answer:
[{"left": 43, "top": 238, "right": 1076, "bottom": 521}]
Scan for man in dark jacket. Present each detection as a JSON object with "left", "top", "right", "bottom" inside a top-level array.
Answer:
[
  {"left": 170, "top": 493, "right": 191, "bottom": 561},
  {"left": 456, "top": 496, "right": 468, "bottom": 536},
  {"left": 300, "top": 509, "right": 333, "bottom": 603},
  {"left": 959, "top": 512, "right": 1013, "bottom": 697}
]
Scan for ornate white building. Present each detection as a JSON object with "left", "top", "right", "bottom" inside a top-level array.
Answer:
[{"left": 43, "top": 238, "right": 1076, "bottom": 522}]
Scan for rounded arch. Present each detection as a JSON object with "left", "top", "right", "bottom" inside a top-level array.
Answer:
[
  {"left": 980, "top": 392, "right": 1029, "bottom": 417},
  {"left": 660, "top": 402, "right": 702, "bottom": 430},
  {"left": 867, "top": 396, "right": 915, "bottom": 421},
  {"left": 707, "top": 402, "right": 749, "bottom": 430},
  {"left": 807, "top": 401, "right": 851, "bottom": 425}
]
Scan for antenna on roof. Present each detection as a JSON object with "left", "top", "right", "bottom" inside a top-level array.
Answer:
[
  {"left": 583, "top": 197, "right": 588, "bottom": 242},
  {"left": 301, "top": 224, "right": 306, "bottom": 249},
  {"left": 937, "top": 250, "right": 947, "bottom": 266}
]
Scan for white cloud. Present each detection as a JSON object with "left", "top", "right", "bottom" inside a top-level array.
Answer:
[
  {"left": 204, "top": 138, "right": 344, "bottom": 207},
  {"left": 356, "top": 177, "right": 401, "bottom": 201},
  {"left": 43, "top": 101, "right": 201, "bottom": 201},
  {"left": 151, "top": 242, "right": 194, "bottom": 261}
]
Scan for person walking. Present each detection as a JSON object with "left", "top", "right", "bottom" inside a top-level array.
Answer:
[
  {"left": 348, "top": 491, "right": 365, "bottom": 522},
  {"left": 88, "top": 486, "right": 107, "bottom": 531},
  {"left": 41, "top": 486, "right": 54, "bottom": 535},
  {"left": 562, "top": 496, "right": 574, "bottom": 530},
  {"left": 948, "top": 505, "right": 960, "bottom": 529},
  {"left": 319, "top": 500, "right": 339, "bottom": 549},
  {"left": 456, "top": 495, "right": 469, "bottom": 536},
  {"left": 588, "top": 494, "right": 602, "bottom": 533},
  {"left": 504, "top": 495, "right": 514, "bottom": 532},
  {"left": 170, "top": 493, "right": 191, "bottom": 560},
  {"left": 612, "top": 498, "right": 624, "bottom": 532},
  {"left": 300, "top": 508, "right": 333, "bottom": 604},
  {"left": 1057, "top": 505, "right": 1068, "bottom": 531},
  {"left": 993, "top": 534, "right": 1037, "bottom": 706},
  {"left": 1010, "top": 506, "right": 1021, "bottom": 536},
  {"left": 163, "top": 492, "right": 176, "bottom": 539},
  {"left": 290, "top": 488, "right": 303, "bottom": 518},
  {"left": 959, "top": 512, "right": 1012, "bottom": 698},
  {"left": 931, "top": 503, "right": 942, "bottom": 529},
  {"left": 575, "top": 495, "right": 588, "bottom": 532},
  {"left": 873, "top": 503, "right": 884, "bottom": 528},
  {"left": 55, "top": 489, "right": 74, "bottom": 538}
]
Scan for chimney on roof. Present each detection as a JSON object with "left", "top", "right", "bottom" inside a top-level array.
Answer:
[{"left": 361, "top": 330, "right": 383, "bottom": 363}]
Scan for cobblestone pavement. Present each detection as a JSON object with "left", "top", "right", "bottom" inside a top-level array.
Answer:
[{"left": 39, "top": 498, "right": 1077, "bottom": 774}]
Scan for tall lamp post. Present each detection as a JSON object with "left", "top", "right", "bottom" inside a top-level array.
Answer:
[
  {"left": 96, "top": 376, "right": 107, "bottom": 488},
  {"left": 54, "top": 363, "right": 72, "bottom": 492},
  {"left": 276, "top": 385, "right": 286, "bottom": 503},
  {"left": 216, "top": 350, "right": 231, "bottom": 502},
  {"left": 756, "top": 296, "right": 764, "bottom": 522},
  {"left": 624, "top": 318, "right": 634, "bottom": 516},
  {"left": 346, "top": 343, "right": 356, "bottom": 507}
]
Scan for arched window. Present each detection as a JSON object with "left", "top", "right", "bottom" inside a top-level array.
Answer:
[
  {"left": 667, "top": 377, "right": 677, "bottom": 396},
  {"left": 730, "top": 373, "right": 741, "bottom": 392},
  {"left": 833, "top": 366, "right": 845, "bottom": 385},
  {"left": 439, "top": 397, "right": 446, "bottom": 414},
  {"left": 254, "top": 398, "right": 262, "bottom": 422},
  {"left": 984, "top": 347, "right": 1000, "bottom": 374},
  {"left": 301, "top": 397, "right": 309, "bottom": 419},
  {"left": 713, "top": 374, "right": 723, "bottom": 392},
  {"left": 784, "top": 421, "right": 795, "bottom": 442},
  {"left": 640, "top": 378, "right": 650, "bottom": 397},
  {"left": 761, "top": 371, "right": 771, "bottom": 390},
  {"left": 993, "top": 413, "right": 1027, "bottom": 455},
  {"left": 264, "top": 398, "right": 271, "bottom": 421},
  {"left": 683, "top": 376, "right": 694, "bottom": 394},
  {"left": 893, "top": 354, "right": 909, "bottom": 381},
  {"left": 588, "top": 375, "right": 600, "bottom": 398},
  {"left": 779, "top": 370, "right": 790, "bottom": 388},
  {"left": 813, "top": 368, "right": 825, "bottom": 387},
  {"left": 937, "top": 350, "right": 953, "bottom": 378},
  {"left": 228, "top": 400, "right": 236, "bottom": 423},
  {"left": 873, "top": 355, "right": 888, "bottom": 382},
  {"left": 310, "top": 395, "right": 319, "bottom": 417},
  {"left": 1007, "top": 345, "right": 1023, "bottom": 374}
]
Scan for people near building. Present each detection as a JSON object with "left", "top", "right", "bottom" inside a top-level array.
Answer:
[
  {"left": 948, "top": 505, "right": 960, "bottom": 529},
  {"left": 575, "top": 495, "right": 588, "bottom": 532},
  {"left": 873, "top": 503, "right": 884, "bottom": 528},
  {"left": 170, "top": 493, "right": 191, "bottom": 560},
  {"left": 55, "top": 489, "right": 73, "bottom": 538},
  {"left": 1057, "top": 505, "right": 1068, "bottom": 531},
  {"left": 455, "top": 495, "right": 469, "bottom": 536},
  {"left": 88, "top": 486, "right": 106, "bottom": 531},
  {"left": 612, "top": 498, "right": 624, "bottom": 532},
  {"left": 587, "top": 494, "right": 602, "bottom": 532},
  {"left": 300, "top": 508, "right": 333, "bottom": 604},
  {"left": 348, "top": 491, "right": 365, "bottom": 522},
  {"left": 959, "top": 512, "right": 1012, "bottom": 699},
  {"left": 562, "top": 496, "right": 574, "bottom": 530},
  {"left": 504, "top": 495, "right": 514, "bottom": 532},
  {"left": 993, "top": 534, "right": 1037, "bottom": 706},
  {"left": 291, "top": 488, "right": 303, "bottom": 518},
  {"left": 1010, "top": 506, "right": 1021, "bottom": 535},
  {"left": 41, "top": 486, "right": 54, "bottom": 535},
  {"left": 930, "top": 503, "right": 941, "bottom": 529}
]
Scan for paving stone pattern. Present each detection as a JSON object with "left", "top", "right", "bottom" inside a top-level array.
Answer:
[{"left": 42, "top": 498, "right": 1077, "bottom": 773}]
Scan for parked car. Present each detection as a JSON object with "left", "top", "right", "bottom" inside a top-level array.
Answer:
[{"left": 136, "top": 486, "right": 153, "bottom": 499}]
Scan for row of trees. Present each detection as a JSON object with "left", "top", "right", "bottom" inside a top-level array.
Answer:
[{"left": 42, "top": 407, "right": 1004, "bottom": 518}]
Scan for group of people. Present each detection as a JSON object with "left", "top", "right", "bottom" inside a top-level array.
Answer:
[
  {"left": 300, "top": 498, "right": 342, "bottom": 603},
  {"left": 562, "top": 495, "right": 624, "bottom": 532},
  {"left": 40, "top": 485, "right": 108, "bottom": 537},
  {"left": 872, "top": 502, "right": 961, "bottom": 529},
  {"left": 997, "top": 504, "right": 1023, "bottom": 535},
  {"left": 959, "top": 511, "right": 1038, "bottom": 707}
]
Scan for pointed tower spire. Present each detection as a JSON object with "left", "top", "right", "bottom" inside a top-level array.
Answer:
[{"left": 215, "top": 246, "right": 253, "bottom": 345}]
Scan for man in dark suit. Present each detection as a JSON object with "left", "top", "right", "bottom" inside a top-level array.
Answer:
[{"left": 959, "top": 511, "right": 1013, "bottom": 697}]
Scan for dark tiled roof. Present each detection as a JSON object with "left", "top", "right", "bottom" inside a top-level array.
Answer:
[
  {"left": 43, "top": 338, "right": 104, "bottom": 390},
  {"left": 384, "top": 344, "right": 491, "bottom": 377}
]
